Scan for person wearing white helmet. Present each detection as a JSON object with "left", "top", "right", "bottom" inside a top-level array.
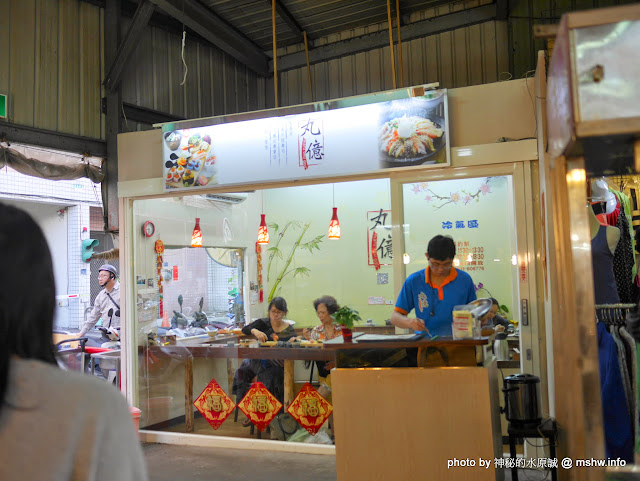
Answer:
[{"left": 78, "top": 264, "right": 121, "bottom": 338}]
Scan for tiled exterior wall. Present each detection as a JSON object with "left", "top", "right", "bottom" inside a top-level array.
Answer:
[
  {"left": 0, "top": 165, "right": 102, "bottom": 329},
  {"left": 0, "top": 164, "right": 102, "bottom": 204},
  {"left": 66, "top": 204, "right": 93, "bottom": 329}
]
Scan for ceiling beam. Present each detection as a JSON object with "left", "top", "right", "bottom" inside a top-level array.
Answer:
[
  {"left": 270, "top": 0, "right": 305, "bottom": 44},
  {"left": 0, "top": 121, "right": 107, "bottom": 158},
  {"left": 80, "top": 0, "right": 218, "bottom": 48},
  {"left": 103, "top": 0, "right": 155, "bottom": 92},
  {"left": 273, "top": 4, "right": 498, "bottom": 73},
  {"left": 149, "top": 0, "right": 269, "bottom": 76},
  {"left": 101, "top": 98, "right": 185, "bottom": 125}
]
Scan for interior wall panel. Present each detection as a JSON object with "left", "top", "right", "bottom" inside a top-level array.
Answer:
[
  {"left": 57, "top": 0, "right": 81, "bottom": 135},
  {"left": 79, "top": 2, "right": 101, "bottom": 139},
  {"left": 10, "top": 0, "right": 36, "bottom": 127},
  {"left": 278, "top": 18, "right": 510, "bottom": 108},
  {"left": 35, "top": 0, "right": 59, "bottom": 132}
]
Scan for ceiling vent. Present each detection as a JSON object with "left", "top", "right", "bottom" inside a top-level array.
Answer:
[{"left": 203, "top": 193, "right": 249, "bottom": 204}]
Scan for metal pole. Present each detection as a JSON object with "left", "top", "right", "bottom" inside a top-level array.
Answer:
[
  {"left": 395, "top": 0, "right": 404, "bottom": 87},
  {"left": 272, "top": 0, "right": 279, "bottom": 107},
  {"left": 386, "top": 0, "right": 397, "bottom": 89},
  {"left": 303, "top": 31, "right": 313, "bottom": 102}
]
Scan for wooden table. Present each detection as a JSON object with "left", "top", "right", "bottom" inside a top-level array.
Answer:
[
  {"left": 323, "top": 336, "right": 489, "bottom": 367},
  {"left": 149, "top": 340, "right": 334, "bottom": 432},
  {"left": 149, "top": 336, "right": 488, "bottom": 432}
]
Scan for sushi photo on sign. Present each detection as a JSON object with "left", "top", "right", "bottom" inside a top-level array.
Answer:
[
  {"left": 164, "top": 129, "right": 218, "bottom": 190},
  {"left": 378, "top": 90, "right": 450, "bottom": 169}
]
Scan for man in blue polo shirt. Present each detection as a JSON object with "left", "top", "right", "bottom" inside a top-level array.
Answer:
[{"left": 391, "top": 235, "right": 476, "bottom": 337}]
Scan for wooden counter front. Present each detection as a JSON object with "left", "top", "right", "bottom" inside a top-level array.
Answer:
[{"left": 331, "top": 362, "right": 503, "bottom": 481}]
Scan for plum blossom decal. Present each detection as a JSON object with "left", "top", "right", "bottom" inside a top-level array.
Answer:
[{"left": 410, "top": 177, "right": 494, "bottom": 210}]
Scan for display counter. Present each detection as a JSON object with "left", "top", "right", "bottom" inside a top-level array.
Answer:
[{"left": 332, "top": 360, "right": 502, "bottom": 481}]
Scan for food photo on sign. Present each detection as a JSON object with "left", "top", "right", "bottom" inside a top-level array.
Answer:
[
  {"left": 377, "top": 90, "right": 450, "bottom": 169},
  {"left": 164, "top": 129, "right": 218, "bottom": 189}
]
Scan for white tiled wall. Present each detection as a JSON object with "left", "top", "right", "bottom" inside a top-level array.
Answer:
[
  {"left": 0, "top": 165, "right": 102, "bottom": 204},
  {"left": 1, "top": 165, "right": 102, "bottom": 329}
]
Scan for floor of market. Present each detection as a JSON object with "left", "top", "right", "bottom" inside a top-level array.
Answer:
[{"left": 142, "top": 443, "right": 550, "bottom": 481}]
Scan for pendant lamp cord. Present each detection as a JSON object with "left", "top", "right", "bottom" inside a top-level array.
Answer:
[
  {"left": 180, "top": 1, "right": 188, "bottom": 86},
  {"left": 332, "top": 184, "right": 335, "bottom": 208}
]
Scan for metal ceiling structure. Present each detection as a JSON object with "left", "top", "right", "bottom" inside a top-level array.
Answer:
[{"left": 92, "top": 0, "right": 500, "bottom": 77}]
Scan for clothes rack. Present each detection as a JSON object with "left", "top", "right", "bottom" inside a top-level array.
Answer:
[{"left": 595, "top": 303, "right": 635, "bottom": 324}]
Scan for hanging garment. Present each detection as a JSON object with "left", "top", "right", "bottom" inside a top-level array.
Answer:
[
  {"left": 620, "top": 326, "right": 638, "bottom": 445},
  {"left": 610, "top": 325, "right": 633, "bottom": 432},
  {"left": 598, "top": 322, "right": 634, "bottom": 462},
  {"left": 606, "top": 196, "right": 621, "bottom": 226},
  {"left": 613, "top": 208, "right": 635, "bottom": 303},
  {"left": 617, "top": 190, "right": 638, "bottom": 280},
  {"left": 627, "top": 184, "right": 640, "bottom": 233},
  {"left": 592, "top": 225, "right": 621, "bottom": 305}
]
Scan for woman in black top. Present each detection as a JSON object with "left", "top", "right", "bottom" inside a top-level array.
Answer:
[
  {"left": 233, "top": 297, "right": 296, "bottom": 425},
  {"left": 241, "top": 296, "right": 297, "bottom": 342}
]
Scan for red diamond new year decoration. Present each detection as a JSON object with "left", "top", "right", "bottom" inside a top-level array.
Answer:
[
  {"left": 193, "top": 378, "right": 236, "bottom": 430},
  {"left": 287, "top": 382, "right": 332, "bottom": 435},
  {"left": 237, "top": 382, "right": 282, "bottom": 432}
]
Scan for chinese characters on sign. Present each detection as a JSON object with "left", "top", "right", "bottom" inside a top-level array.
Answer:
[
  {"left": 238, "top": 382, "right": 282, "bottom": 432},
  {"left": 441, "top": 220, "right": 479, "bottom": 229},
  {"left": 456, "top": 241, "right": 485, "bottom": 272},
  {"left": 367, "top": 209, "right": 392, "bottom": 270},
  {"left": 287, "top": 382, "right": 332, "bottom": 435},
  {"left": 192, "top": 378, "right": 236, "bottom": 430},
  {"left": 298, "top": 118, "right": 324, "bottom": 170},
  {"left": 265, "top": 120, "right": 292, "bottom": 167}
]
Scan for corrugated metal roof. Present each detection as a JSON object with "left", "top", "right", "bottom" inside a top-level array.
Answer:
[{"left": 203, "top": 0, "right": 456, "bottom": 49}]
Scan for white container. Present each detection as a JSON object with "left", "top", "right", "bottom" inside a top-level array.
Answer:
[{"left": 452, "top": 308, "right": 474, "bottom": 339}]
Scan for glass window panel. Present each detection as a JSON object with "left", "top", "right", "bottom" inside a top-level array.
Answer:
[
  {"left": 401, "top": 176, "right": 519, "bottom": 325},
  {"left": 131, "top": 177, "right": 393, "bottom": 442}
]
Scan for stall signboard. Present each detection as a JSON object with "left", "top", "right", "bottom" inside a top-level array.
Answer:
[
  {"left": 367, "top": 209, "right": 393, "bottom": 270},
  {"left": 162, "top": 88, "right": 450, "bottom": 191}
]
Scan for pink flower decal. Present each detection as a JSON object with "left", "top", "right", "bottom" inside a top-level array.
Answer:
[
  {"left": 464, "top": 195, "right": 472, "bottom": 204},
  {"left": 425, "top": 195, "right": 432, "bottom": 202},
  {"left": 480, "top": 183, "right": 491, "bottom": 195},
  {"left": 450, "top": 192, "right": 461, "bottom": 204},
  {"left": 412, "top": 184, "right": 421, "bottom": 194}
]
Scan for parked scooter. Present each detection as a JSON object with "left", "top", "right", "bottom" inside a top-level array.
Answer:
[{"left": 84, "top": 308, "right": 121, "bottom": 350}]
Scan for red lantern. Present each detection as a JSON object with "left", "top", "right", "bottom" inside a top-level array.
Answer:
[
  {"left": 257, "top": 214, "right": 269, "bottom": 244},
  {"left": 191, "top": 218, "right": 202, "bottom": 247},
  {"left": 328, "top": 207, "right": 340, "bottom": 239}
]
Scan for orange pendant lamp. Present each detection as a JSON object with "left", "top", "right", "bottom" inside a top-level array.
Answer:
[
  {"left": 328, "top": 184, "right": 341, "bottom": 239},
  {"left": 257, "top": 214, "right": 269, "bottom": 244},
  {"left": 257, "top": 192, "right": 269, "bottom": 244},
  {"left": 328, "top": 208, "right": 340, "bottom": 239},
  {"left": 191, "top": 218, "right": 203, "bottom": 247}
]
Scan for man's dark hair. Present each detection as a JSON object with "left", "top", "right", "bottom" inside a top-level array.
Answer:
[
  {"left": 490, "top": 298, "right": 499, "bottom": 306},
  {"left": 427, "top": 235, "right": 456, "bottom": 261},
  {"left": 0, "top": 203, "right": 57, "bottom": 412},
  {"left": 313, "top": 295, "right": 340, "bottom": 315}
]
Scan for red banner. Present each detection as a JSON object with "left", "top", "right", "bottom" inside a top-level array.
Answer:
[
  {"left": 193, "top": 378, "right": 236, "bottom": 430},
  {"left": 371, "top": 231, "right": 381, "bottom": 271},
  {"left": 287, "top": 382, "right": 332, "bottom": 435},
  {"left": 238, "top": 382, "right": 282, "bottom": 432}
]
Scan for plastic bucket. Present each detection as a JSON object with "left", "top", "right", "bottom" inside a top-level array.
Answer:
[{"left": 129, "top": 407, "right": 141, "bottom": 432}]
